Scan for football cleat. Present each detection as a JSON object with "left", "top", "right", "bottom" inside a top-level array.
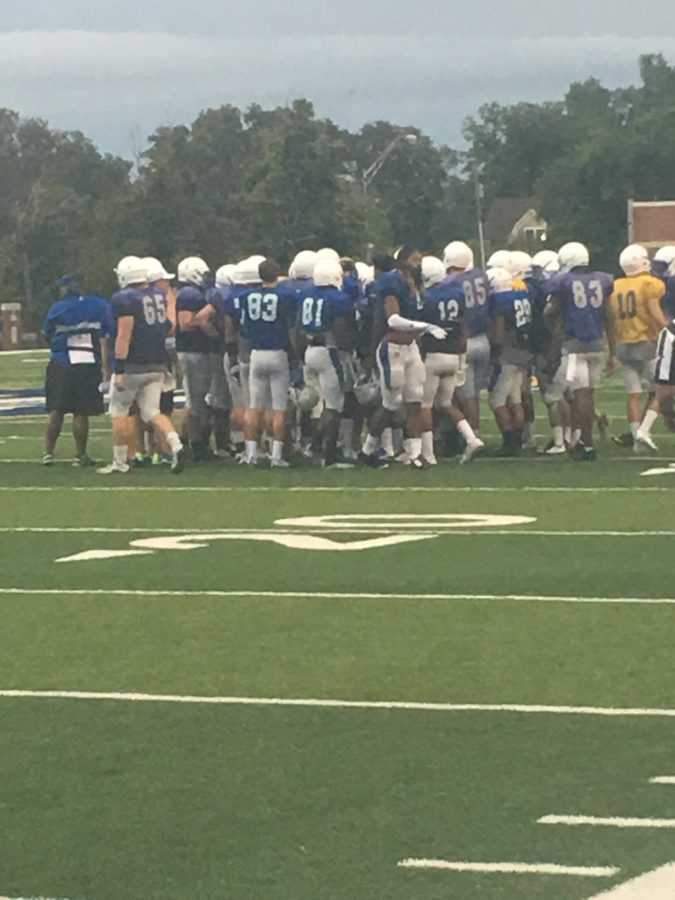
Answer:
[
  {"left": 42, "top": 453, "right": 55, "bottom": 466},
  {"left": 635, "top": 431, "right": 659, "bottom": 453},
  {"left": 271, "top": 458, "right": 291, "bottom": 469},
  {"left": 612, "top": 432, "right": 634, "bottom": 448},
  {"left": 461, "top": 439, "right": 486, "bottom": 464},
  {"left": 324, "top": 450, "right": 356, "bottom": 470},
  {"left": 73, "top": 455, "right": 97, "bottom": 468},
  {"left": 170, "top": 447, "right": 187, "bottom": 475},
  {"left": 97, "top": 461, "right": 131, "bottom": 475},
  {"left": 545, "top": 444, "right": 567, "bottom": 456},
  {"left": 409, "top": 456, "right": 432, "bottom": 471},
  {"left": 358, "top": 451, "right": 389, "bottom": 470}
]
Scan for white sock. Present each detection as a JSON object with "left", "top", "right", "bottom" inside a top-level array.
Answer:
[
  {"left": 392, "top": 427, "right": 404, "bottom": 455},
  {"left": 166, "top": 431, "right": 183, "bottom": 453},
  {"left": 640, "top": 409, "right": 659, "bottom": 436},
  {"left": 272, "top": 440, "right": 284, "bottom": 462},
  {"left": 113, "top": 445, "right": 128, "bottom": 466},
  {"left": 572, "top": 429, "right": 581, "bottom": 445},
  {"left": 457, "top": 419, "right": 479, "bottom": 445},
  {"left": 422, "top": 431, "right": 434, "bottom": 459},
  {"left": 630, "top": 421, "right": 640, "bottom": 438},
  {"left": 245, "top": 440, "right": 258, "bottom": 462},
  {"left": 362, "top": 433, "right": 379, "bottom": 455},
  {"left": 408, "top": 437, "right": 422, "bottom": 460},
  {"left": 339, "top": 419, "right": 355, "bottom": 451},
  {"left": 523, "top": 422, "right": 534, "bottom": 442},
  {"left": 553, "top": 426, "right": 564, "bottom": 447},
  {"left": 564, "top": 426, "right": 572, "bottom": 444},
  {"left": 144, "top": 432, "right": 152, "bottom": 454},
  {"left": 382, "top": 428, "right": 395, "bottom": 456}
]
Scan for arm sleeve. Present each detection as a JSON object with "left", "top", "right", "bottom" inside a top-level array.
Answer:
[{"left": 387, "top": 313, "right": 428, "bottom": 332}]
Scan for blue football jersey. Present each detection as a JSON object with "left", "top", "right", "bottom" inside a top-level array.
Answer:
[
  {"left": 421, "top": 283, "right": 465, "bottom": 354},
  {"left": 442, "top": 268, "right": 490, "bottom": 338},
  {"left": 43, "top": 293, "right": 115, "bottom": 366},
  {"left": 176, "top": 284, "right": 211, "bottom": 353},
  {"left": 662, "top": 276, "right": 675, "bottom": 320},
  {"left": 237, "top": 285, "right": 297, "bottom": 351},
  {"left": 373, "top": 270, "right": 422, "bottom": 344},
  {"left": 297, "top": 285, "right": 352, "bottom": 339},
  {"left": 111, "top": 287, "right": 171, "bottom": 369},
  {"left": 547, "top": 271, "right": 614, "bottom": 344},
  {"left": 491, "top": 288, "right": 533, "bottom": 361}
]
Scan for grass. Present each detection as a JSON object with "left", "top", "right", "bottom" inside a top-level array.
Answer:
[{"left": 1, "top": 349, "right": 675, "bottom": 898}]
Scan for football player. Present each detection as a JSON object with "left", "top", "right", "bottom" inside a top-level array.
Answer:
[
  {"left": 607, "top": 244, "right": 667, "bottom": 451},
  {"left": 175, "top": 256, "right": 217, "bottom": 460},
  {"left": 528, "top": 250, "right": 569, "bottom": 454},
  {"left": 99, "top": 256, "right": 185, "bottom": 475},
  {"left": 488, "top": 267, "right": 533, "bottom": 456},
  {"left": 235, "top": 259, "right": 297, "bottom": 467},
  {"left": 360, "top": 246, "right": 443, "bottom": 470},
  {"left": 442, "top": 241, "right": 491, "bottom": 434},
  {"left": 298, "top": 257, "right": 355, "bottom": 468},
  {"left": 546, "top": 242, "right": 614, "bottom": 461},
  {"left": 420, "top": 257, "right": 484, "bottom": 464}
]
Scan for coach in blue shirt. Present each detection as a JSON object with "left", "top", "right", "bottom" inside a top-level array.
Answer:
[{"left": 42, "top": 275, "right": 114, "bottom": 466}]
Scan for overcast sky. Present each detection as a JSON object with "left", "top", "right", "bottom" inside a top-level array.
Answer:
[{"left": 2, "top": 0, "right": 675, "bottom": 159}]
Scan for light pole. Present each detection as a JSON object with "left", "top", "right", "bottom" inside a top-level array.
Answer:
[
  {"left": 363, "top": 132, "right": 418, "bottom": 196},
  {"left": 474, "top": 165, "right": 487, "bottom": 270}
]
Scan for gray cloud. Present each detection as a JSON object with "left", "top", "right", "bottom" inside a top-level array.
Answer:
[{"left": 2, "top": 3, "right": 675, "bottom": 158}]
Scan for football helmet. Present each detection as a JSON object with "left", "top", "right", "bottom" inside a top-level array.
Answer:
[
  {"left": 313, "top": 259, "right": 343, "bottom": 289},
  {"left": 316, "top": 248, "right": 341, "bottom": 263},
  {"left": 289, "top": 250, "right": 318, "bottom": 281},
  {"left": 114, "top": 256, "right": 148, "bottom": 289},
  {"left": 654, "top": 245, "right": 675, "bottom": 278},
  {"left": 531, "top": 250, "right": 560, "bottom": 274},
  {"left": 487, "top": 250, "right": 512, "bottom": 271},
  {"left": 215, "top": 264, "right": 236, "bottom": 288},
  {"left": 177, "top": 256, "right": 210, "bottom": 287},
  {"left": 558, "top": 242, "right": 590, "bottom": 272},
  {"left": 354, "top": 377, "right": 381, "bottom": 407},
  {"left": 355, "top": 261, "right": 375, "bottom": 289},
  {"left": 234, "top": 256, "right": 266, "bottom": 285},
  {"left": 142, "top": 257, "right": 175, "bottom": 283},
  {"left": 421, "top": 256, "right": 446, "bottom": 290},
  {"left": 508, "top": 251, "right": 533, "bottom": 279},
  {"left": 298, "top": 384, "right": 321, "bottom": 412},
  {"left": 619, "top": 244, "right": 651, "bottom": 277},
  {"left": 487, "top": 267, "right": 514, "bottom": 294},
  {"left": 443, "top": 241, "right": 474, "bottom": 272}
]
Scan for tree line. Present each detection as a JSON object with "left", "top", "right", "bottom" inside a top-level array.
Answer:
[{"left": 1, "top": 53, "right": 674, "bottom": 329}]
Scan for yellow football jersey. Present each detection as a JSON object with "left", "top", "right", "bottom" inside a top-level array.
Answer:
[{"left": 610, "top": 274, "right": 665, "bottom": 344}]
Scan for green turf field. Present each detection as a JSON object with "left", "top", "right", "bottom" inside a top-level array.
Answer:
[{"left": 2, "top": 353, "right": 675, "bottom": 899}]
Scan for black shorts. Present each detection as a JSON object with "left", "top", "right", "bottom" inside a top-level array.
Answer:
[
  {"left": 655, "top": 329, "right": 675, "bottom": 386},
  {"left": 45, "top": 361, "right": 104, "bottom": 416},
  {"left": 160, "top": 390, "right": 175, "bottom": 415}
]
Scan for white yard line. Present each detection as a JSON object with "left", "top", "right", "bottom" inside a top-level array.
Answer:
[
  {"left": 3, "top": 690, "right": 675, "bottom": 719},
  {"left": 0, "top": 486, "right": 673, "bottom": 493},
  {"left": 587, "top": 863, "right": 675, "bottom": 898},
  {"left": 650, "top": 777, "right": 675, "bottom": 785},
  {"left": 397, "top": 860, "right": 618, "bottom": 878},
  {"left": 2, "top": 587, "right": 675, "bottom": 607},
  {"left": 539, "top": 815, "right": 675, "bottom": 829},
  {"left": 4, "top": 527, "right": 675, "bottom": 537}
]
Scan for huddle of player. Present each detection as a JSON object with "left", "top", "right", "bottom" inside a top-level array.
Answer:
[{"left": 99, "top": 240, "right": 675, "bottom": 472}]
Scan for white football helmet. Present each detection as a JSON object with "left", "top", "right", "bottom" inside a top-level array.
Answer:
[
  {"left": 355, "top": 261, "right": 375, "bottom": 290},
  {"left": 298, "top": 384, "right": 321, "bottom": 412},
  {"left": 619, "top": 244, "right": 651, "bottom": 277},
  {"left": 508, "top": 251, "right": 533, "bottom": 279},
  {"left": 316, "top": 247, "right": 341, "bottom": 263},
  {"left": 313, "top": 259, "right": 343, "bottom": 289},
  {"left": 177, "top": 256, "right": 210, "bottom": 287},
  {"left": 233, "top": 256, "right": 265, "bottom": 285},
  {"left": 443, "top": 241, "right": 474, "bottom": 272},
  {"left": 558, "top": 242, "right": 590, "bottom": 272},
  {"left": 487, "top": 267, "right": 514, "bottom": 294},
  {"left": 114, "top": 256, "right": 148, "bottom": 289},
  {"left": 421, "top": 256, "right": 446, "bottom": 290},
  {"left": 354, "top": 378, "right": 381, "bottom": 407},
  {"left": 654, "top": 245, "right": 675, "bottom": 277},
  {"left": 215, "top": 264, "right": 236, "bottom": 288},
  {"left": 142, "top": 257, "right": 175, "bottom": 283},
  {"left": 531, "top": 250, "right": 560, "bottom": 274},
  {"left": 289, "top": 250, "right": 318, "bottom": 281},
  {"left": 487, "top": 250, "right": 512, "bottom": 271}
]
